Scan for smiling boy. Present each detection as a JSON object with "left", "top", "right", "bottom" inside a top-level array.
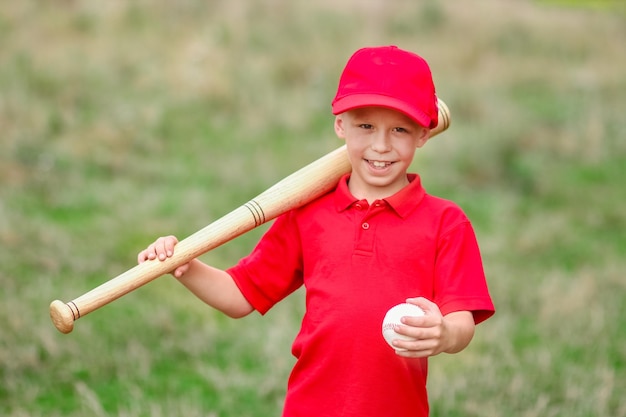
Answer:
[{"left": 138, "top": 45, "right": 494, "bottom": 416}]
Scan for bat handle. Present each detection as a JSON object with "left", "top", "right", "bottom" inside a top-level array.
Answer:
[{"left": 50, "top": 300, "right": 77, "bottom": 334}]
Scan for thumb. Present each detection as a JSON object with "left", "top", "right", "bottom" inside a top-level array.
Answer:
[
  {"left": 172, "top": 264, "right": 189, "bottom": 279},
  {"left": 406, "top": 297, "right": 440, "bottom": 316}
]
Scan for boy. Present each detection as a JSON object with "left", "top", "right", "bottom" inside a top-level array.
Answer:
[{"left": 138, "top": 45, "right": 495, "bottom": 417}]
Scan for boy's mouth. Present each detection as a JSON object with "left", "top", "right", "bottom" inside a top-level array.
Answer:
[{"left": 365, "top": 159, "right": 393, "bottom": 169}]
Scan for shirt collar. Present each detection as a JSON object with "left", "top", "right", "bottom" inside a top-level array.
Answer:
[{"left": 334, "top": 173, "right": 426, "bottom": 218}]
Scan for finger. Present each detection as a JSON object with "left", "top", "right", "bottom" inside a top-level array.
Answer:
[
  {"left": 146, "top": 244, "right": 158, "bottom": 260},
  {"left": 394, "top": 323, "right": 425, "bottom": 340},
  {"left": 393, "top": 339, "right": 432, "bottom": 358},
  {"left": 155, "top": 238, "right": 170, "bottom": 261},
  {"left": 400, "top": 314, "right": 433, "bottom": 328},
  {"left": 137, "top": 246, "right": 156, "bottom": 263},
  {"left": 164, "top": 236, "right": 178, "bottom": 257},
  {"left": 395, "top": 333, "right": 441, "bottom": 356},
  {"left": 395, "top": 346, "right": 432, "bottom": 358}
]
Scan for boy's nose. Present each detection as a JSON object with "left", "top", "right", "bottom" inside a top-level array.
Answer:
[{"left": 370, "top": 132, "right": 392, "bottom": 153}]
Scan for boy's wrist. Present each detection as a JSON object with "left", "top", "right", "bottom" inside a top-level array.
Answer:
[{"left": 441, "top": 311, "right": 475, "bottom": 354}]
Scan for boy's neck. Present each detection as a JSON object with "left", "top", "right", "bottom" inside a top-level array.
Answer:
[{"left": 347, "top": 173, "right": 411, "bottom": 204}]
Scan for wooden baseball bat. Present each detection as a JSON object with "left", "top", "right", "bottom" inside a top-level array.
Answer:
[{"left": 50, "top": 99, "right": 451, "bottom": 334}]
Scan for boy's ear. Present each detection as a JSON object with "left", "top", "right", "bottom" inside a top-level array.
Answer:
[
  {"left": 334, "top": 115, "right": 346, "bottom": 139},
  {"left": 415, "top": 126, "right": 431, "bottom": 148}
]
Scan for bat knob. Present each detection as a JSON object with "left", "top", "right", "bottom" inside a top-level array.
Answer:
[{"left": 50, "top": 300, "right": 75, "bottom": 334}]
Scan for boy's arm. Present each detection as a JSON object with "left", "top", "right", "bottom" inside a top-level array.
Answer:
[
  {"left": 175, "top": 259, "right": 254, "bottom": 318},
  {"left": 138, "top": 235, "right": 254, "bottom": 318}
]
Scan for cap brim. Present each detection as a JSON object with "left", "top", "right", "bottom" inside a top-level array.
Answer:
[{"left": 332, "top": 94, "right": 436, "bottom": 129}]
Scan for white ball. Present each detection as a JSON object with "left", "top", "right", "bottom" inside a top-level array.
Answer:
[{"left": 382, "top": 303, "right": 425, "bottom": 351}]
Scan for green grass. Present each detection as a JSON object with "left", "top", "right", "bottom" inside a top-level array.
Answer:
[{"left": 1, "top": 1, "right": 625, "bottom": 416}]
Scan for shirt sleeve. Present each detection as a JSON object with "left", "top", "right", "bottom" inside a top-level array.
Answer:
[
  {"left": 227, "top": 210, "right": 304, "bottom": 315},
  {"left": 433, "top": 216, "right": 495, "bottom": 324}
]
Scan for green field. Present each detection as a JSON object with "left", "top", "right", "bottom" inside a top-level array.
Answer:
[{"left": 1, "top": 1, "right": 625, "bottom": 416}]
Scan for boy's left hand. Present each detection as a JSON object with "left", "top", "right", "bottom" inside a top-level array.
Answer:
[{"left": 390, "top": 297, "right": 475, "bottom": 358}]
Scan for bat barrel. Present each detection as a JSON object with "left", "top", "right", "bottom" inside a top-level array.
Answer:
[{"left": 435, "top": 98, "right": 451, "bottom": 134}]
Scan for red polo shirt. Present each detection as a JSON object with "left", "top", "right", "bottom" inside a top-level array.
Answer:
[{"left": 228, "top": 173, "right": 494, "bottom": 417}]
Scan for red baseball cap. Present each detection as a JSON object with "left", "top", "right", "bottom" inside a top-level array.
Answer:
[{"left": 331, "top": 45, "right": 439, "bottom": 129}]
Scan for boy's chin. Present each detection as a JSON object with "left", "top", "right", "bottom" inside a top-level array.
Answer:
[{"left": 354, "top": 172, "right": 408, "bottom": 193}]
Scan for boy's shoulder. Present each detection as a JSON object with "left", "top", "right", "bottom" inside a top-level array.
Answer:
[
  {"left": 422, "top": 191, "right": 463, "bottom": 209},
  {"left": 421, "top": 192, "right": 469, "bottom": 218}
]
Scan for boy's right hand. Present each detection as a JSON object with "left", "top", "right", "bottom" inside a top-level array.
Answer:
[{"left": 137, "top": 235, "right": 190, "bottom": 278}]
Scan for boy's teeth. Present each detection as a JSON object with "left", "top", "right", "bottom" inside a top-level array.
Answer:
[{"left": 372, "top": 161, "right": 388, "bottom": 167}]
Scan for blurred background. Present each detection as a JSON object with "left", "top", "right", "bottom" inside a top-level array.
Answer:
[{"left": 1, "top": 1, "right": 625, "bottom": 416}]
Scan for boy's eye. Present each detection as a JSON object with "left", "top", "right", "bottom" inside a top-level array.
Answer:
[
  {"left": 393, "top": 127, "right": 408, "bottom": 133},
  {"left": 358, "top": 123, "right": 373, "bottom": 129}
]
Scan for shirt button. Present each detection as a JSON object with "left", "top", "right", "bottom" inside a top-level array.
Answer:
[{"left": 362, "top": 222, "right": 370, "bottom": 230}]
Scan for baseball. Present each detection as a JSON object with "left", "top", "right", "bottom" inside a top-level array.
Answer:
[{"left": 382, "top": 303, "right": 425, "bottom": 351}]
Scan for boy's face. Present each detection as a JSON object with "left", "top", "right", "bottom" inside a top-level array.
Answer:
[{"left": 334, "top": 106, "right": 430, "bottom": 201}]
